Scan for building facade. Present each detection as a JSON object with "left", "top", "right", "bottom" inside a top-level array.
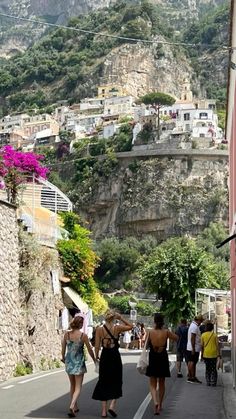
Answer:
[{"left": 227, "top": 0, "right": 236, "bottom": 389}]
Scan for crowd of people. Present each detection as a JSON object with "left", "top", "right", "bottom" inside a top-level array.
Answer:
[{"left": 61, "top": 311, "right": 222, "bottom": 417}]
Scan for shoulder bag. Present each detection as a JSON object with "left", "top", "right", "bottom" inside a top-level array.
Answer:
[{"left": 137, "top": 333, "right": 149, "bottom": 375}]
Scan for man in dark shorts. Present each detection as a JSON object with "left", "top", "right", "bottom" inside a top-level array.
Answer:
[
  {"left": 175, "top": 319, "right": 188, "bottom": 377},
  {"left": 186, "top": 314, "right": 204, "bottom": 383}
]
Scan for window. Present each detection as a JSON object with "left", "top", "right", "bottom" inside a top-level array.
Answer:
[
  {"left": 200, "top": 133, "right": 205, "bottom": 138},
  {"left": 199, "top": 112, "right": 208, "bottom": 119},
  {"left": 184, "top": 113, "right": 190, "bottom": 121}
]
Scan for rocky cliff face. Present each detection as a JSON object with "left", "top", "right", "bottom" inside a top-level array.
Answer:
[
  {"left": 68, "top": 152, "right": 228, "bottom": 241},
  {"left": 0, "top": 0, "right": 115, "bottom": 57},
  {"left": 0, "top": 0, "right": 227, "bottom": 57},
  {"left": 101, "top": 42, "right": 194, "bottom": 98}
]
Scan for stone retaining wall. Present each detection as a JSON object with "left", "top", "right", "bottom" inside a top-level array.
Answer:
[
  {"left": 0, "top": 200, "right": 20, "bottom": 381},
  {"left": 0, "top": 200, "right": 64, "bottom": 381}
]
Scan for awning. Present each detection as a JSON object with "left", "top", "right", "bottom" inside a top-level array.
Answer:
[{"left": 63, "top": 286, "right": 89, "bottom": 314}]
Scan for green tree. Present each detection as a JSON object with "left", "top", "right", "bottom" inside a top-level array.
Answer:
[
  {"left": 141, "top": 92, "right": 175, "bottom": 140},
  {"left": 139, "top": 237, "right": 228, "bottom": 323},
  {"left": 95, "top": 237, "right": 140, "bottom": 284},
  {"left": 57, "top": 212, "right": 107, "bottom": 315},
  {"left": 196, "top": 222, "right": 230, "bottom": 262}
]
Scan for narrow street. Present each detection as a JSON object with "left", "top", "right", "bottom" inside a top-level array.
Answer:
[
  {"left": 0, "top": 352, "right": 225, "bottom": 419},
  {"left": 0, "top": 352, "right": 149, "bottom": 419}
]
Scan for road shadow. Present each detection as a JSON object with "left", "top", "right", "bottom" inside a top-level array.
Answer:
[{"left": 25, "top": 362, "right": 148, "bottom": 419}]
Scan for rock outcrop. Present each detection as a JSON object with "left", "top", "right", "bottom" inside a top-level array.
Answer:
[{"left": 69, "top": 150, "right": 229, "bottom": 241}]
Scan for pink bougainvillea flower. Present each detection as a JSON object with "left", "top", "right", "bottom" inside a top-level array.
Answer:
[{"left": 0, "top": 145, "right": 49, "bottom": 204}]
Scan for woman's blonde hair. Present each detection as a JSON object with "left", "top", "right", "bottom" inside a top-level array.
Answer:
[{"left": 104, "top": 309, "right": 116, "bottom": 322}]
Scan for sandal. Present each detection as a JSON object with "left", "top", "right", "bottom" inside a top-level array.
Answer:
[
  {"left": 154, "top": 404, "right": 160, "bottom": 415},
  {"left": 68, "top": 408, "right": 76, "bottom": 417},
  {"left": 108, "top": 409, "right": 117, "bottom": 418}
]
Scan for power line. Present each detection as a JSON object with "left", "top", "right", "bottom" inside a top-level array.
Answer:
[{"left": 0, "top": 12, "right": 230, "bottom": 50}]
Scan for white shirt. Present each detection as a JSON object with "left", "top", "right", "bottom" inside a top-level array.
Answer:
[{"left": 187, "top": 321, "right": 201, "bottom": 352}]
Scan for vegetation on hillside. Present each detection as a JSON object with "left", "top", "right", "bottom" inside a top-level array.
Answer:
[
  {"left": 0, "top": 1, "right": 229, "bottom": 115},
  {"left": 91, "top": 222, "right": 229, "bottom": 320},
  {"left": 0, "top": 0, "right": 174, "bottom": 115},
  {"left": 182, "top": 2, "right": 229, "bottom": 104}
]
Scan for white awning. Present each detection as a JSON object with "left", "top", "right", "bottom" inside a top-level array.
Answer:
[{"left": 63, "top": 287, "right": 89, "bottom": 314}]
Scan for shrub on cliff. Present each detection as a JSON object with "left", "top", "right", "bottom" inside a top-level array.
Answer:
[{"left": 57, "top": 212, "right": 107, "bottom": 314}]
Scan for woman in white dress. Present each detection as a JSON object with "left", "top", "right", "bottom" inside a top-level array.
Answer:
[{"left": 123, "top": 330, "right": 131, "bottom": 350}]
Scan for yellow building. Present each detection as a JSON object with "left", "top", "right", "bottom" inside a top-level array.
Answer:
[{"left": 97, "top": 84, "right": 127, "bottom": 98}]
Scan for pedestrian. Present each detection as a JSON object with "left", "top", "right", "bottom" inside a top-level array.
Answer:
[
  {"left": 131, "top": 322, "right": 141, "bottom": 349},
  {"left": 61, "top": 314, "right": 95, "bottom": 417},
  {"left": 145, "top": 313, "right": 178, "bottom": 415},
  {"left": 201, "top": 320, "right": 220, "bottom": 386},
  {"left": 175, "top": 318, "right": 188, "bottom": 378},
  {"left": 92, "top": 310, "right": 132, "bottom": 418},
  {"left": 140, "top": 323, "right": 147, "bottom": 348},
  {"left": 123, "top": 330, "right": 131, "bottom": 350},
  {"left": 186, "top": 314, "right": 204, "bottom": 384}
]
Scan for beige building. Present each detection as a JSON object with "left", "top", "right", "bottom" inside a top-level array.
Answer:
[
  {"left": 23, "top": 114, "right": 59, "bottom": 137},
  {"left": 97, "top": 84, "right": 128, "bottom": 98}
]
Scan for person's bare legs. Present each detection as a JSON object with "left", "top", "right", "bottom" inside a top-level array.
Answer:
[
  {"left": 158, "top": 378, "right": 165, "bottom": 411},
  {"left": 69, "top": 374, "right": 84, "bottom": 412},
  {"left": 68, "top": 375, "right": 75, "bottom": 411},
  {"left": 176, "top": 360, "right": 181, "bottom": 374},
  {"left": 149, "top": 377, "right": 158, "bottom": 408},
  {"left": 101, "top": 401, "right": 107, "bottom": 417},
  {"left": 109, "top": 399, "right": 117, "bottom": 413},
  {"left": 188, "top": 361, "right": 196, "bottom": 379}
]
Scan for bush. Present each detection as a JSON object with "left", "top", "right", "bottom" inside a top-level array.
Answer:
[
  {"left": 108, "top": 295, "right": 133, "bottom": 314},
  {"left": 14, "top": 362, "right": 33, "bottom": 377},
  {"left": 136, "top": 301, "right": 156, "bottom": 316}
]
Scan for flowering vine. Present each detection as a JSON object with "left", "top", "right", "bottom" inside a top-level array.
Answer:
[{"left": 0, "top": 145, "right": 49, "bottom": 204}]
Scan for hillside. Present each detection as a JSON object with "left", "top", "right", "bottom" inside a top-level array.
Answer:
[{"left": 0, "top": 1, "right": 230, "bottom": 116}]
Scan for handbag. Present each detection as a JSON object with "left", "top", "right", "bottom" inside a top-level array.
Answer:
[
  {"left": 137, "top": 333, "right": 149, "bottom": 375},
  {"left": 217, "top": 357, "right": 223, "bottom": 371},
  {"left": 94, "top": 360, "right": 100, "bottom": 374}
]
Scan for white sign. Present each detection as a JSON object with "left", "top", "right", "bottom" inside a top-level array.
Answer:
[{"left": 130, "top": 309, "right": 137, "bottom": 321}]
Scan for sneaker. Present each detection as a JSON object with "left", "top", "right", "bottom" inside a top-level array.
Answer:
[
  {"left": 187, "top": 378, "right": 195, "bottom": 383},
  {"left": 193, "top": 377, "right": 202, "bottom": 384},
  {"left": 177, "top": 373, "right": 183, "bottom": 378}
]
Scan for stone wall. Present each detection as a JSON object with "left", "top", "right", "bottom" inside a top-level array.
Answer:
[
  {"left": 0, "top": 200, "right": 20, "bottom": 381},
  {"left": 0, "top": 200, "right": 64, "bottom": 381},
  {"left": 18, "top": 244, "right": 64, "bottom": 373}
]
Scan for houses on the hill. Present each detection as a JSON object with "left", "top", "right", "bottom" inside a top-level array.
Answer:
[{"left": 0, "top": 80, "right": 225, "bottom": 153}]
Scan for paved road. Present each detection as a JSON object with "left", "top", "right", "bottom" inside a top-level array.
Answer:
[
  {"left": 0, "top": 351, "right": 159, "bottom": 419},
  {"left": 0, "top": 352, "right": 224, "bottom": 419}
]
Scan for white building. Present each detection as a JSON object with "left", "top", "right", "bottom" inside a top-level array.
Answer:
[
  {"left": 176, "top": 108, "right": 222, "bottom": 139},
  {"left": 104, "top": 95, "right": 135, "bottom": 116},
  {"left": 80, "top": 97, "right": 104, "bottom": 113}
]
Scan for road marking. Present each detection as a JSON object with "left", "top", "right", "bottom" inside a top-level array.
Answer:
[
  {"left": 18, "top": 370, "right": 63, "bottom": 384},
  {"left": 18, "top": 362, "right": 94, "bottom": 384},
  {"left": 133, "top": 393, "right": 151, "bottom": 419},
  {"left": 132, "top": 362, "right": 175, "bottom": 419},
  {"left": 2, "top": 385, "right": 14, "bottom": 389}
]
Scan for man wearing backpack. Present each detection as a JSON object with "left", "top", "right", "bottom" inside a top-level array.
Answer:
[{"left": 175, "top": 319, "right": 188, "bottom": 378}]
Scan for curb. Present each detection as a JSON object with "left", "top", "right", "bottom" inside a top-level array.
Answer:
[{"left": 221, "top": 371, "right": 236, "bottom": 419}]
